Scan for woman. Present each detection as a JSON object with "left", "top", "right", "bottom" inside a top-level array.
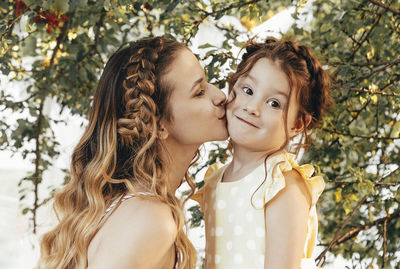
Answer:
[{"left": 38, "top": 36, "right": 228, "bottom": 269}]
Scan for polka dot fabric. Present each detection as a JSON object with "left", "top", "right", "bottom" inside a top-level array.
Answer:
[{"left": 192, "top": 152, "right": 325, "bottom": 269}]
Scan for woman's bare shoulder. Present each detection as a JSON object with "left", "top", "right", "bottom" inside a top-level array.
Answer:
[{"left": 88, "top": 196, "right": 177, "bottom": 269}]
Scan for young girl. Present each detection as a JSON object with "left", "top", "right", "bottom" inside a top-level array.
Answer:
[
  {"left": 38, "top": 36, "right": 228, "bottom": 269},
  {"left": 194, "top": 38, "right": 331, "bottom": 269}
]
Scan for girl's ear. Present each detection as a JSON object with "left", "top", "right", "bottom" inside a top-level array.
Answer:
[
  {"left": 303, "top": 113, "right": 312, "bottom": 129},
  {"left": 290, "top": 114, "right": 312, "bottom": 136}
]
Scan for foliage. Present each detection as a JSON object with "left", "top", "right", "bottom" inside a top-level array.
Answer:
[
  {"left": 1, "top": 0, "right": 399, "bottom": 268},
  {"left": 291, "top": 1, "right": 400, "bottom": 268}
]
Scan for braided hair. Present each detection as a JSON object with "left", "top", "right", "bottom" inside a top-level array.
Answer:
[
  {"left": 228, "top": 37, "right": 332, "bottom": 154},
  {"left": 38, "top": 36, "right": 196, "bottom": 269}
]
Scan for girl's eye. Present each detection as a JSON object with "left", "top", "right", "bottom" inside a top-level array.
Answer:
[
  {"left": 242, "top": 86, "right": 253, "bottom": 95},
  {"left": 195, "top": 89, "right": 205, "bottom": 97},
  {"left": 267, "top": 99, "right": 281, "bottom": 108}
]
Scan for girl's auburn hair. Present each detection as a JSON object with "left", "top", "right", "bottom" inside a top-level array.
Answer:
[
  {"left": 228, "top": 37, "right": 333, "bottom": 209},
  {"left": 38, "top": 36, "right": 197, "bottom": 269},
  {"left": 228, "top": 37, "right": 332, "bottom": 154}
]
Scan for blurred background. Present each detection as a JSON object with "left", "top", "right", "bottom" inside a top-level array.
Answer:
[{"left": 1, "top": 0, "right": 399, "bottom": 268}]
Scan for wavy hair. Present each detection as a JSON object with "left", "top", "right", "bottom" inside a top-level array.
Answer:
[
  {"left": 228, "top": 37, "right": 332, "bottom": 154},
  {"left": 38, "top": 36, "right": 196, "bottom": 269}
]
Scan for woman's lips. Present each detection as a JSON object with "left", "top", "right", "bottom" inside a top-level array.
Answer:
[
  {"left": 218, "top": 111, "right": 226, "bottom": 120},
  {"left": 235, "top": 115, "right": 258, "bottom": 128}
]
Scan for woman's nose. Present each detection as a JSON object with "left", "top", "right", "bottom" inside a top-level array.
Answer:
[{"left": 210, "top": 84, "right": 226, "bottom": 106}]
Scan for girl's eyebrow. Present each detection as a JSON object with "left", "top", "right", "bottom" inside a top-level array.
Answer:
[{"left": 244, "top": 74, "right": 289, "bottom": 99}]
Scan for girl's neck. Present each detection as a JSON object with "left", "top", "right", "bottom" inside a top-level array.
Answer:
[{"left": 224, "top": 145, "right": 283, "bottom": 183}]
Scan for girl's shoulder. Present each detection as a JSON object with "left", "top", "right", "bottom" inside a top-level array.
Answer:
[
  {"left": 191, "top": 162, "right": 227, "bottom": 207},
  {"left": 264, "top": 152, "right": 325, "bottom": 207}
]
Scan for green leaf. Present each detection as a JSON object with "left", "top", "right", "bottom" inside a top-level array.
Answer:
[
  {"left": 53, "top": 0, "right": 70, "bottom": 13},
  {"left": 390, "top": 121, "right": 400, "bottom": 138},
  {"left": 69, "top": 0, "right": 87, "bottom": 10},
  {"left": 334, "top": 188, "right": 342, "bottom": 202},
  {"left": 198, "top": 43, "right": 215, "bottom": 49},
  {"left": 22, "top": 208, "right": 29, "bottom": 215},
  {"left": 21, "top": 36, "right": 37, "bottom": 55}
]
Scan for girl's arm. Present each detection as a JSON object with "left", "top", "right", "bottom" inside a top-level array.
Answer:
[
  {"left": 264, "top": 169, "right": 312, "bottom": 269},
  {"left": 87, "top": 197, "right": 177, "bottom": 269}
]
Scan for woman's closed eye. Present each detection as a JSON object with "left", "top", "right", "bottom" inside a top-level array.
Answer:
[
  {"left": 195, "top": 89, "right": 205, "bottom": 97},
  {"left": 267, "top": 99, "right": 281, "bottom": 109}
]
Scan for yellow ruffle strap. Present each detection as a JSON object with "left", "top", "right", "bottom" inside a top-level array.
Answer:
[
  {"left": 191, "top": 162, "right": 224, "bottom": 211},
  {"left": 262, "top": 153, "right": 325, "bottom": 207}
]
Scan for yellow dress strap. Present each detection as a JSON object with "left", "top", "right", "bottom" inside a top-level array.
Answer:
[
  {"left": 263, "top": 153, "right": 325, "bottom": 206},
  {"left": 191, "top": 162, "right": 224, "bottom": 211}
]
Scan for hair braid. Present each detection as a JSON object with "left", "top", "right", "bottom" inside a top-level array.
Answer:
[{"left": 117, "top": 39, "right": 164, "bottom": 146}]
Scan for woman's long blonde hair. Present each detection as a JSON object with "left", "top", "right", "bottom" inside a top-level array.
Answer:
[{"left": 38, "top": 36, "right": 197, "bottom": 269}]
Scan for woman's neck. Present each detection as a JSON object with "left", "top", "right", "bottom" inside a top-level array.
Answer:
[{"left": 163, "top": 141, "right": 199, "bottom": 193}]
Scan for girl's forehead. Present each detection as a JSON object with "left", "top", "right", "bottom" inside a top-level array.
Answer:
[{"left": 246, "top": 59, "right": 290, "bottom": 91}]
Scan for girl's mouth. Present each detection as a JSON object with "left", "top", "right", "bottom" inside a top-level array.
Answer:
[{"left": 235, "top": 115, "right": 258, "bottom": 128}]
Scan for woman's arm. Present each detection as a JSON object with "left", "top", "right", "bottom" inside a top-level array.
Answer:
[
  {"left": 264, "top": 169, "right": 312, "bottom": 269},
  {"left": 88, "top": 197, "right": 177, "bottom": 269}
]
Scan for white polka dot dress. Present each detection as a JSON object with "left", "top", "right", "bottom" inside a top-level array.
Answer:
[{"left": 192, "top": 153, "right": 325, "bottom": 269}]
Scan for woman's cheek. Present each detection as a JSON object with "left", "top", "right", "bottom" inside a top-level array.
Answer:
[{"left": 227, "top": 90, "right": 236, "bottom": 103}]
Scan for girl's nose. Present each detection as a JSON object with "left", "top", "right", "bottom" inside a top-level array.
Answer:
[
  {"left": 210, "top": 84, "right": 226, "bottom": 106},
  {"left": 243, "top": 100, "right": 260, "bottom": 116}
]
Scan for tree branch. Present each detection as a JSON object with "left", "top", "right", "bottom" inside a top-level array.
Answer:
[
  {"left": 32, "top": 101, "right": 44, "bottom": 234},
  {"left": 328, "top": 180, "right": 399, "bottom": 186},
  {"left": 382, "top": 218, "right": 387, "bottom": 268},
  {"left": 49, "top": 16, "right": 70, "bottom": 67},
  {"left": 78, "top": 8, "right": 106, "bottom": 66},
  {"left": 347, "top": 3, "right": 388, "bottom": 61},
  {"left": 201, "top": 0, "right": 262, "bottom": 18},
  {"left": 346, "top": 86, "right": 400, "bottom": 97},
  {"left": 92, "top": 8, "right": 106, "bottom": 64},
  {"left": 321, "top": 127, "right": 400, "bottom": 140},
  {"left": 355, "top": 57, "right": 400, "bottom": 81},
  {"left": 316, "top": 196, "right": 368, "bottom": 266},
  {"left": 32, "top": 15, "right": 70, "bottom": 233},
  {"left": 330, "top": 210, "right": 399, "bottom": 246},
  {"left": 185, "top": 0, "right": 263, "bottom": 43},
  {"left": 1, "top": 11, "right": 24, "bottom": 38},
  {"left": 367, "top": 0, "right": 400, "bottom": 15},
  {"left": 328, "top": 58, "right": 400, "bottom": 67}
]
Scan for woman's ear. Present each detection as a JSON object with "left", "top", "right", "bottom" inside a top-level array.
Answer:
[{"left": 158, "top": 122, "right": 169, "bottom": 140}]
